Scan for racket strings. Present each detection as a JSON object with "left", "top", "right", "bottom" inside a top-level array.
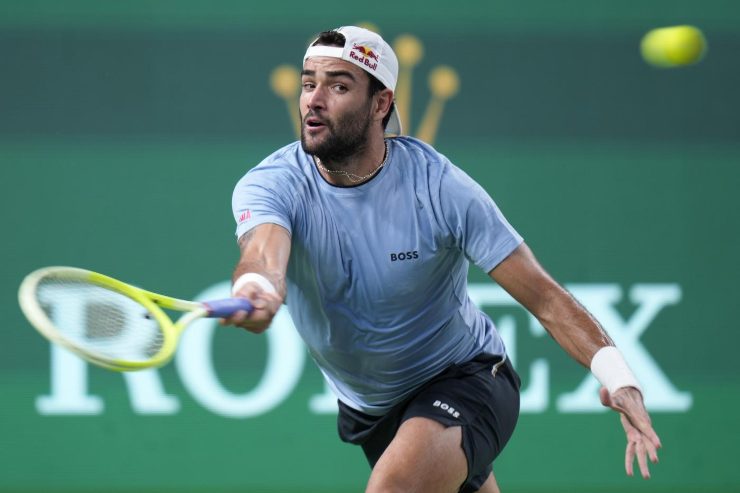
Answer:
[{"left": 36, "top": 277, "right": 166, "bottom": 362}]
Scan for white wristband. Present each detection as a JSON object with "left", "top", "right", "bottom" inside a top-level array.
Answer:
[
  {"left": 231, "top": 273, "right": 277, "bottom": 296},
  {"left": 590, "top": 346, "right": 642, "bottom": 395}
]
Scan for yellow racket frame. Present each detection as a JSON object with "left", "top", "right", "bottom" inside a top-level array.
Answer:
[{"left": 18, "top": 266, "right": 209, "bottom": 371}]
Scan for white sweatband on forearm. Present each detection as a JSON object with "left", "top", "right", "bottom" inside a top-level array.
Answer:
[
  {"left": 231, "top": 273, "right": 277, "bottom": 296},
  {"left": 590, "top": 346, "right": 642, "bottom": 394}
]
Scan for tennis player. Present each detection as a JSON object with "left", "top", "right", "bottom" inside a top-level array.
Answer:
[{"left": 224, "top": 26, "right": 661, "bottom": 493}]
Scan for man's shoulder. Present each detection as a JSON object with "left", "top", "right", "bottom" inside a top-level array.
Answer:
[
  {"left": 257, "top": 141, "right": 307, "bottom": 170},
  {"left": 235, "top": 141, "right": 310, "bottom": 194},
  {"left": 389, "top": 136, "right": 454, "bottom": 185},
  {"left": 390, "top": 137, "right": 486, "bottom": 200},
  {"left": 390, "top": 136, "right": 446, "bottom": 162},
  {"left": 244, "top": 142, "right": 311, "bottom": 181}
]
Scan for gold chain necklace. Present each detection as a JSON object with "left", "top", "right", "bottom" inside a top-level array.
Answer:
[{"left": 315, "top": 141, "right": 388, "bottom": 184}]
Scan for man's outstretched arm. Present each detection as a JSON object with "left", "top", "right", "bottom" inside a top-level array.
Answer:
[
  {"left": 489, "top": 242, "right": 662, "bottom": 478},
  {"left": 223, "top": 223, "right": 291, "bottom": 334}
]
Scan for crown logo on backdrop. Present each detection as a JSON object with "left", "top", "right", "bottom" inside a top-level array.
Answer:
[{"left": 269, "top": 24, "right": 460, "bottom": 145}]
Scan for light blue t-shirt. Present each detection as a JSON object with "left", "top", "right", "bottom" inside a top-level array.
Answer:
[{"left": 232, "top": 137, "right": 523, "bottom": 415}]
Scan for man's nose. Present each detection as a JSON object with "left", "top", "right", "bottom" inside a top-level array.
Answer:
[{"left": 305, "top": 86, "right": 326, "bottom": 111}]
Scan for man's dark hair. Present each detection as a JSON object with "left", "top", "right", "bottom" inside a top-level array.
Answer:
[{"left": 311, "top": 30, "right": 394, "bottom": 129}]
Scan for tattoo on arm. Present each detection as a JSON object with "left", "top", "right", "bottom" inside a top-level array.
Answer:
[
  {"left": 237, "top": 228, "right": 256, "bottom": 250},
  {"left": 233, "top": 229, "right": 287, "bottom": 298}
]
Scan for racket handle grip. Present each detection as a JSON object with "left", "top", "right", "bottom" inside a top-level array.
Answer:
[{"left": 203, "top": 298, "right": 254, "bottom": 318}]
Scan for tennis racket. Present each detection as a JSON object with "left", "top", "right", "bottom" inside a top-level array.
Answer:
[{"left": 18, "top": 266, "right": 253, "bottom": 372}]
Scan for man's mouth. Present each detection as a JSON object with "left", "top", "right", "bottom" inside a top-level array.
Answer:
[{"left": 305, "top": 116, "right": 327, "bottom": 129}]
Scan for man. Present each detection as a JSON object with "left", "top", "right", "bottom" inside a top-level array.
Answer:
[{"left": 224, "top": 26, "right": 661, "bottom": 493}]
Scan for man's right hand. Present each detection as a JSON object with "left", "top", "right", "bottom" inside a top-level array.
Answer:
[{"left": 222, "top": 282, "right": 282, "bottom": 334}]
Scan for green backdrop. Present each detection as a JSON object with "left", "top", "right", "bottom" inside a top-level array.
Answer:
[{"left": 1, "top": 1, "right": 739, "bottom": 492}]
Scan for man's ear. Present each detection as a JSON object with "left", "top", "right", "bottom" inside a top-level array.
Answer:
[{"left": 374, "top": 88, "right": 394, "bottom": 122}]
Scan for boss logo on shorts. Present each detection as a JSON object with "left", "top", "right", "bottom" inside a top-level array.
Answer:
[
  {"left": 433, "top": 400, "right": 461, "bottom": 418},
  {"left": 390, "top": 251, "right": 419, "bottom": 262}
]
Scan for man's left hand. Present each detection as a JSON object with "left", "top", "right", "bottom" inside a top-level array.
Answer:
[{"left": 600, "top": 386, "right": 662, "bottom": 479}]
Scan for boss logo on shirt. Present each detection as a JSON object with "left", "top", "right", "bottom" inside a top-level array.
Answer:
[{"left": 390, "top": 251, "right": 419, "bottom": 262}]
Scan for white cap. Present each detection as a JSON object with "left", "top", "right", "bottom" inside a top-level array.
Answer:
[{"left": 303, "top": 26, "right": 402, "bottom": 136}]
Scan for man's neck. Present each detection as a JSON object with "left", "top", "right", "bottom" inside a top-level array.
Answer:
[{"left": 315, "top": 136, "right": 388, "bottom": 186}]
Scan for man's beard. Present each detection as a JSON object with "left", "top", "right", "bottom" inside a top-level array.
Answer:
[{"left": 300, "top": 102, "right": 373, "bottom": 165}]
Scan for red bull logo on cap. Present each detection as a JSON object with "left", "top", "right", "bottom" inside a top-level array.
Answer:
[{"left": 350, "top": 43, "right": 379, "bottom": 71}]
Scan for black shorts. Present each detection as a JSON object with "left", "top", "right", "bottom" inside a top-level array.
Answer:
[{"left": 337, "top": 354, "right": 521, "bottom": 493}]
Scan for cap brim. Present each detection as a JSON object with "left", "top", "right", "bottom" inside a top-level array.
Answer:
[{"left": 385, "top": 105, "right": 402, "bottom": 137}]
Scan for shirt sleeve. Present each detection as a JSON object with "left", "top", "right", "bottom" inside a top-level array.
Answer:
[
  {"left": 439, "top": 161, "right": 523, "bottom": 273},
  {"left": 231, "top": 161, "right": 294, "bottom": 240}
]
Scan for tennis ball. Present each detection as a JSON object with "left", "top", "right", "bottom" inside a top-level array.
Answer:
[{"left": 640, "top": 25, "right": 707, "bottom": 68}]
